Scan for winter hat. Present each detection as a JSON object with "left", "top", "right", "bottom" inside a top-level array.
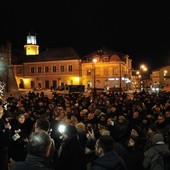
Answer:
[{"left": 151, "top": 133, "right": 164, "bottom": 145}]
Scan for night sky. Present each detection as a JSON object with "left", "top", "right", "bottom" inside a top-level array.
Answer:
[{"left": 1, "top": 1, "right": 170, "bottom": 70}]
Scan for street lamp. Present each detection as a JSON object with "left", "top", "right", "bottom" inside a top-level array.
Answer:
[
  {"left": 119, "top": 62, "right": 122, "bottom": 93},
  {"left": 93, "top": 58, "right": 97, "bottom": 93},
  {"left": 139, "top": 64, "right": 148, "bottom": 91},
  {"left": 136, "top": 71, "right": 141, "bottom": 91},
  {"left": 164, "top": 70, "right": 168, "bottom": 82}
]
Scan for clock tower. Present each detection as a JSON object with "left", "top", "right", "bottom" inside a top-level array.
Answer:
[{"left": 24, "top": 33, "right": 39, "bottom": 55}]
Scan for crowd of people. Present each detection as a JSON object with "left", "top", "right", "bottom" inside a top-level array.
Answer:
[{"left": 0, "top": 89, "right": 170, "bottom": 170}]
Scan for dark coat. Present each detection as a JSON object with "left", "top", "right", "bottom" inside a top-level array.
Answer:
[
  {"left": 0, "top": 119, "right": 11, "bottom": 170},
  {"left": 55, "top": 138, "right": 86, "bottom": 170},
  {"left": 11, "top": 154, "right": 54, "bottom": 170},
  {"left": 10, "top": 119, "right": 28, "bottom": 161},
  {"left": 143, "top": 144, "right": 170, "bottom": 170},
  {"left": 92, "top": 150, "right": 126, "bottom": 170},
  {"left": 125, "top": 146, "right": 145, "bottom": 170}
]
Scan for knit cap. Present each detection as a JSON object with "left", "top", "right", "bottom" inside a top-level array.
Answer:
[{"left": 151, "top": 133, "right": 164, "bottom": 145}]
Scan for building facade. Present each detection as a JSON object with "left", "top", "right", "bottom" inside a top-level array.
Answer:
[
  {"left": 81, "top": 49, "right": 132, "bottom": 91},
  {"left": 12, "top": 34, "right": 133, "bottom": 91},
  {"left": 13, "top": 48, "right": 82, "bottom": 90},
  {"left": 0, "top": 42, "right": 18, "bottom": 93},
  {"left": 151, "top": 66, "right": 170, "bottom": 87}
]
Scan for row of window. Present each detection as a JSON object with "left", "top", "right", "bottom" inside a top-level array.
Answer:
[
  {"left": 17, "top": 65, "right": 73, "bottom": 74},
  {"left": 86, "top": 68, "right": 126, "bottom": 76},
  {"left": 31, "top": 65, "right": 73, "bottom": 73},
  {"left": 17, "top": 64, "right": 127, "bottom": 76}
]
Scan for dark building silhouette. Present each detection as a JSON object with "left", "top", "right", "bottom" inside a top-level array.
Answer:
[{"left": 0, "top": 42, "right": 18, "bottom": 93}]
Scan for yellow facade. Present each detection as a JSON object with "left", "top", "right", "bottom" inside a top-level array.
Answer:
[
  {"left": 151, "top": 66, "right": 170, "bottom": 87},
  {"left": 13, "top": 59, "right": 81, "bottom": 90},
  {"left": 81, "top": 53, "right": 132, "bottom": 91},
  {"left": 24, "top": 44, "right": 39, "bottom": 55},
  {"left": 12, "top": 34, "right": 132, "bottom": 91}
]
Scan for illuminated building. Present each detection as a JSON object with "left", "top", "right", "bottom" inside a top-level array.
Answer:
[
  {"left": 81, "top": 49, "right": 132, "bottom": 91},
  {"left": 151, "top": 66, "right": 170, "bottom": 87},
  {"left": 12, "top": 33, "right": 132, "bottom": 91}
]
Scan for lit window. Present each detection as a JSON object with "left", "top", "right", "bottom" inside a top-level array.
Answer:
[{"left": 87, "top": 70, "right": 91, "bottom": 76}]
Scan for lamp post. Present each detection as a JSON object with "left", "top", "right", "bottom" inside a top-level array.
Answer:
[
  {"left": 136, "top": 71, "right": 141, "bottom": 92},
  {"left": 119, "top": 62, "right": 122, "bottom": 93},
  {"left": 93, "top": 58, "right": 97, "bottom": 94},
  {"left": 139, "top": 64, "right": 148, "bottom": 91},
  {"left": 164, "top": 70, "right": 168, "bottom": 83}
]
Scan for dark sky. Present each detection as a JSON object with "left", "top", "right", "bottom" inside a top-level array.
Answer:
[{"left": 1, "top": 1, "right": 170, "bottom": 70}]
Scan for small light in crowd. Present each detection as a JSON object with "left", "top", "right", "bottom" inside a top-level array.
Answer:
[{"left": 58, "top": 124, "right": 66, "bottom": 134}]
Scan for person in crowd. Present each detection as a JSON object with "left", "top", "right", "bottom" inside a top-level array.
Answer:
[
  {"left": 54, "top": 124, "right": 86, "bottom": 170},
  {"left": 92, "top": 135, "right": 126, "bottom": 170},
  {"left": 34, "top": 118, "right": 55, "bottom": 168},
  {"left": 99, "top": 128, "right": 127, "bottom": 161},
  {"left": 0, "top": 105, "right": 11, "bottom": 170},
  {"left": 155, "top": 113, "right": 168, "bottom": 132},
  {"left": 143, "top": 124, "right": 159, "bottom": 152},
  {"left": 124, "top": 127, "right": 146, "bottom": 170},
  {"left": 165, "top": 110, "right": 170, "bottom": 125},
  {"left": 11, "top": 130, "right": 54, "bottom": 170},
  {"left": 76, "top": 122, "right": 88, "bottom": 149},
  {"left": 154, "top": 113, "right": 170, "bottom": 144},
  {"left": 114, "top": 115, "right": 130, "bottom": 145},
  {"left": 10, "top": 113, "right": 29, "bottom": 162},
  {"left": 143, "top": 133, "right": 170, "bottom": 170}
]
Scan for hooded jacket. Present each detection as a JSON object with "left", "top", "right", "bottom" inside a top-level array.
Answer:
[{"left": 143, "top": 133, "right": 170, "bottom": 170}]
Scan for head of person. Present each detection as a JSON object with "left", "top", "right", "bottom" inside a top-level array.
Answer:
[
  {"left": 16, "top": 113, "right": 25, "bottom": 124},
  {"left": 157, "top": 113, "right": 166, "bottom": 124},
  {"left": 60, "top": 124, "right": 78, "bottom": 141},
  {"left": 151, "top": 133, "right": 164, "bottom": 145},
  {"left": 95, "top": 135, "right": 114, "bottom": 157},
  {"left": 34, "top": 118, "right": 50, "bottom": 133},
  {"left": 76, "top": 122, "right": 86, "bottom": 132},
  {"left": 118, "top": 115, "right": 126, "bottom": 124},
  {"left": 27, "top": 130, "right": 52, "bottom": 158}
]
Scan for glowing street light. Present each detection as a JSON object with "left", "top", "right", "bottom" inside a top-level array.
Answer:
[
  {"left": 140, "top": 64, "right": 148, "bottom": 71},
  {"left": 139, "top": 64, "right": 148, "bottom": 91},
  {"left": 93, "top": 58, "right": 97, "bottom": 93},
  {"left": 136, "top": 64, "right": 148, "bottom": 91},
  {"left": 164, "top": 70, "right": 168, "bottom": 82},
  {"left": 136, "top": 71, "right": 141, "bottom": 90}
]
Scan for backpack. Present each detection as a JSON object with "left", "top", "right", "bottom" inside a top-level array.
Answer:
[{"left": 152, "top": 147, "right": 170, "bottom": 170}]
